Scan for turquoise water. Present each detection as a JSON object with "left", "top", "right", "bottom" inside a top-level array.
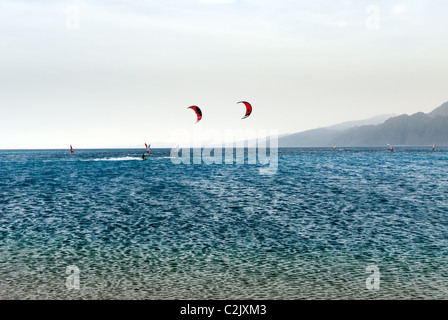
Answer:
[{"left": 1, "top": 147, "right": 448, "bottom": 299}]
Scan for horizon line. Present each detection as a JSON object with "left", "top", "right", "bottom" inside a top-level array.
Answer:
[{"left": 0, "top": 145, "right": 444, "bottom": 151}]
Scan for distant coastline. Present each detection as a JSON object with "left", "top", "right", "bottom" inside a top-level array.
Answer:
[{"left": 279, "top": 101, "right": 448, "bottom": 147}]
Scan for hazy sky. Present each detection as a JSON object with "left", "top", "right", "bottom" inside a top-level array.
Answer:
[{"left": 1, "top": 0, "right": 448, "bottom": 148}]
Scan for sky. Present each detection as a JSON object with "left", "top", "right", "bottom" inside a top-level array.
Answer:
[{"left": 1, "top": 0, "right": 448, "bottom": 148}]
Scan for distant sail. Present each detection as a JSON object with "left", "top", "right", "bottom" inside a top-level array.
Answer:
[
  {"left": 387, "top": 144, "right": 394, "bottom": 152},
  {"left": 333, "top": 143, "right": 336, "bottom": 150},
  {"left": 432, "top": 143, "right": 435, "bottom": 151},
  {"left": 145, "top": 143, "right": 152, "bottom": 154},
  {"left": 70, "top": 145, "right": 74, "bottom": 154},
  {"left": 170, "top": 145, "right": 180, "bottom": 158}
]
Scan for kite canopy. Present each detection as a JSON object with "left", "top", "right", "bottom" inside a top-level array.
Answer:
[
  {"left": 188, "top": 106, "right": 202, "bottom": 123},
  {"left": 238, "top": 101, "right": 252, "bottom": 119}
]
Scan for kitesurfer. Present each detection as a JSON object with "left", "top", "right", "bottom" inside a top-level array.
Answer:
[{"left": 142, "top": 154, "right": 146, "bottom": 160}]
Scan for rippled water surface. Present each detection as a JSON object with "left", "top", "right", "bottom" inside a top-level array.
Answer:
[{"left": 1, "top": 147, "right": 448, "bottom": 299}]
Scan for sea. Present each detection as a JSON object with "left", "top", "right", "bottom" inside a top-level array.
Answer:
[{"left": 1, "top": 147, "right": 448, "bottom": 300}]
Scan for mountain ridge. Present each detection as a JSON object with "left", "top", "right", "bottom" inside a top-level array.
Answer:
[{"left": 279, "top": 102, "right": 448, "bottom": 147}]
